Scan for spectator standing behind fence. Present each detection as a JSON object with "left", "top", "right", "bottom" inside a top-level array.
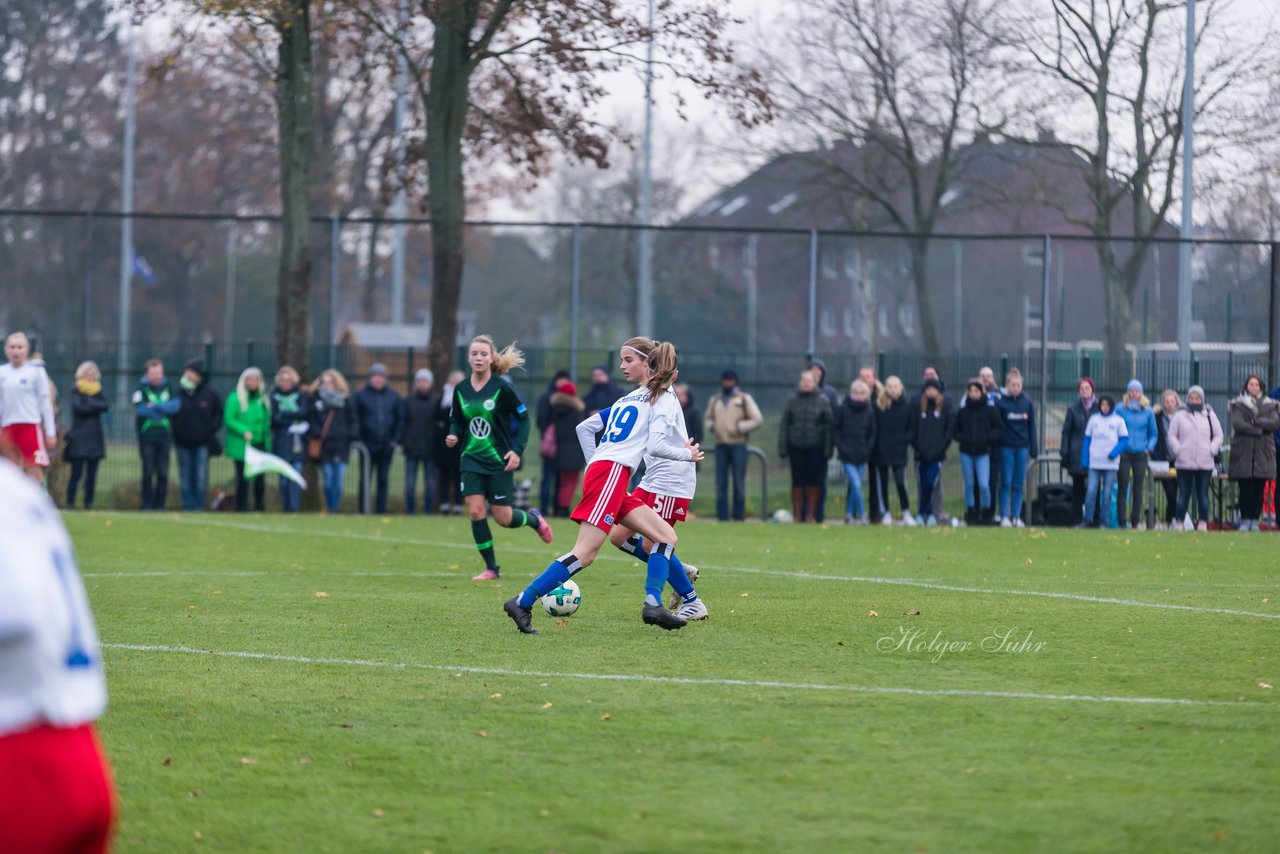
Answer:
[
  {"left": 399, "top": 369, "right": 440, "bottom": 515},
  {"left": 705, "top": 369, "right": 763, "bottom": 522},
  {"left": 994, "top": 369, "right": 1037, "bottom": 528},
  {"left": 1081, "top": 395, "right": 1127, "bottom": 529},
  {"left": 1151, "top": 389, "right": 1181, "bottom": 530},
  {"left": 1268, "top": 381, "right": 1280, "bottom": 529},
  {"left": 172, "top": 359, "right": 223, "bottom": 511},
  {"left": 548, "top": 379, "right": 587, "bottom": 516},
  {"left": 581, "top": 364, "right": 625, "bottom": 415},
  {"left": 64, "top": 361, "right": 108, "bottom": 509},
  {"left": 133, "top": 359, "right": 179, "bottom": 510},
  {"left": 808, "top": 359, "right": 840, "bottom": 521},
  {"left": 857, "top": 366, "right": 885, "bottom": 520},
  {"left": 834, "top": 379, "right": 877, "bottom": 525},
  {"left": 779, "top": 369, "right": 833, "bottom": 523},
  {"left": 354, "top": 363, "right": 402, "bottom": 515},
  {"left": 955, "top": 379, "right": 1003, "bottom": 527},
  {"left": 874, "top": 375, "right": 914, "bottom": 525},
  {"left": 1228, "top": 374, "right": 1279, "bottom": 532},
  {"left": 534, "top": 370, "right": 571, "bottom": 515},
  {"left": 1059, "top": 377, "right": 1098, "bottom": 525},
  {"left": 1166, "top": 385, "right": 1222, "bottom": 532},
  {"left": 310, "top": 369, "right": 357, "bottom": 514},
  {"left": 224, "top": 367, "right": 271, "bottom": 513},
  {"left": 435, "top": 370, "right": 465, "bottom": 514},
  {"left": 0, "top": 332, "right": 58, "bottom": 485},
  {"left": 911, "top": 378, "right": 955, "bottom": 527},
  {"left": 269, "top": 366, "right": 309, "bottom": 513},
  {"left": 1115, "top": 380, "right": 1157, "bottom": 530},
  {"left": 977, "top": 366, "right": 1004, "bottom": 523}
]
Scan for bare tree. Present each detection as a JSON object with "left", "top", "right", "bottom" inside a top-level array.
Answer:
[
  {"left": 355, "top": 0, "right": 771, "bottom": 383},
  {"left": 763, "top": 0, "right": 1010, "bottom": 356},
  {"left": 1010, "top": 0, "right": 1274, "bottom": 357}
]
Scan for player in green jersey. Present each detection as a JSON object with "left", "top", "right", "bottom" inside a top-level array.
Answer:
[{"left": 445, "top": 335, "right": 554, "bottom": 579}]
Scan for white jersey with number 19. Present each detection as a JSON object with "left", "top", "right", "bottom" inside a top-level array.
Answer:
[{"left": 577, "top": 386, "right": 693, "bottom": 472}]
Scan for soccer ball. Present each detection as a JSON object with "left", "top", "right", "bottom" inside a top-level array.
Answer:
[
  {"left": 541, "top": 580, "right": 582, "bottom": 617},
  {"left": 771, "top": 508, "right": 794, "bottom": 524}
]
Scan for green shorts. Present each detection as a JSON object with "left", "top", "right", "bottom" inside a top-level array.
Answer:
[{"left": 460, "top": 470, "right": 515, "bottom": 505}]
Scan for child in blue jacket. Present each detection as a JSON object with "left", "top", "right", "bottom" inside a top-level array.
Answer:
[{"left": 1115, "top": 379, "right": 1157, "bottom": 528}]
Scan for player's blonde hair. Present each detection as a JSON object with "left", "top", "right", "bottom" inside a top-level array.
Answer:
[
  {"left": 622, "top": 336, "right": 679, "bottom": 404},
  {"left": 471, "top": 335, "right": 524, "bottom": 377}
]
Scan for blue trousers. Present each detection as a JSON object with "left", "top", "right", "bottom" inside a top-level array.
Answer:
[
  {"left": 715, "top": 443, "right": 748, "bottom": 521},
  {"left": 842, "top": 462, "right": 866, "bottom": 518},
  {"left": 1084, "top": 468, "right": 1118, "bottom": 528},
  {"left": 322, "top": 461, "right": 347, "bottom": 512},
  {"left": 959, "top": 452, "right": 990, "bottom": 510},
  {"left": 999, "top": 446, "right": 1030, "bottom": 521},
  {"left": 405, "top": 456, "right": 436, "bottom": 514}
]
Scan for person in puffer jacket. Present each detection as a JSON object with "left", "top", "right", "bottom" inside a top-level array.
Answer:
[
  {"left": 833, "top": 379, "right": 877, "bottom": 524},
  {"left": 1081, "top": 395, "right": 1127, "bottom": 529},
  {"left": 955, "top": 379, "right": 1003, "bottom": 526},
  {"left": 1228, "top": 374, "right": 1280, "bottom": 531},
  {"left": 1166, "top": 385, "right": 1223, "bottom": 531},
  {"left": 994, "top": 368, "right": 1037, "bottom": 527},
  {"left": 1115, "top": 379, "right": 1158, "bottom": 529},
  {"left": 779, "top": 369, "right": 834, "bottom": 523},
  {"left": 910, "top": 378, "right": 955, "bottom": 526}
]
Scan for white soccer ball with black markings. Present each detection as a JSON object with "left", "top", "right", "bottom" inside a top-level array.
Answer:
[{"left": 540, "top": 580, "right": 582, "bottom": 617}]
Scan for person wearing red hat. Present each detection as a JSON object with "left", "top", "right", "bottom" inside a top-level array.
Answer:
[{"left": 1059, "top": 376, "right": 1098, "bottom": 525}]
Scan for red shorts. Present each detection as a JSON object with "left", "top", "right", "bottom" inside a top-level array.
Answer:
[
  {"left": 0, "top": 723, "right": 116, "bottom": 853},
  {"left": 1, "top": 423, "right": 46, "bottom": 467},
  {"left": 631, "top": 488, "right": 691, "bottom": 526},
  {"left": 571, "top": 460, "right": 646, "bottom": 532}
]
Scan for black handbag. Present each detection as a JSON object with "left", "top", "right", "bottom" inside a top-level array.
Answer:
[{"left": 208, "top": 432, "right": 224, "bottom": 457}]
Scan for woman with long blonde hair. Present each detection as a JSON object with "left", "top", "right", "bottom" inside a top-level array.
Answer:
[
  {"left": 65, "top": 361, "right": 109, "bottom": 507},
  {"left": 309, "top": 369, "right": 357, "bottom": 513},
  {"left": 223, "top": 366, "right": 271, "bottom": 512},
  {"left": 504, "top": 336, "right": 704, "bottom": 635},
  {"left": 444, "top": 336, "right": 553, "bottom": 580}
]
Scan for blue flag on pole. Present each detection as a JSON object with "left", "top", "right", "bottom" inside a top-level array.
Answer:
[{"left": 132, "top": 251, "right": 157, "bottom": 286}]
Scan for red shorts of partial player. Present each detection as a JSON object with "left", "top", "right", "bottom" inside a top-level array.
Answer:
[
  {"left": 571, "top": 460, "right": 646, "bottom": 533},
  {"left": 631, "top": 487, "right": 691, "bottom": 526},
  {"left": 1, "top": 423, "right": 46, "bottom": 467},
  {"left": 0, "top": 723, "right": 116, "bottom": 853}
]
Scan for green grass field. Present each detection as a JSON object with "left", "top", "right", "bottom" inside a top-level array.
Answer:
[{"left": 68, "top": 512, "right": 1278, "bottom": 852}]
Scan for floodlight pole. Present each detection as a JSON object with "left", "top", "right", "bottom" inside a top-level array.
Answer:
[
  {"left": 116, "top": 0, "right": 137, "bottom": 399},
  {"left": 390, "top": 0, "right": 408, "bottom": 326},
  {"left": 636, "top": 0, "right": 655, "bottom": 337},
  {"left": 1176, "top": 0, "right": 1195, "bottom": 359}
]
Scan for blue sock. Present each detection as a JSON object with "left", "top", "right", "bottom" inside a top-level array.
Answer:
[
  {"left": 618, "top": 534, "right": 648, "bottom": 564},
  {"left": 518, "top": 553, "right": 581, "bottom": 608},
  {"left": 645, "top": 543, "right": 674, "bottom": 606},
  {"left": 667, "top": 552, "right": 696, "bottom": 602}
]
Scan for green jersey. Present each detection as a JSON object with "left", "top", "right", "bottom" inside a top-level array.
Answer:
[{"left": 450, "top": 376, "right": 531, "bottom": 474}]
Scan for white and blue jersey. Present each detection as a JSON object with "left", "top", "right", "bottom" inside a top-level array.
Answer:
[
  {"left": 0, "top": 460, "right": 106, "bottom": 736},
  {"left": 576, "top": 386, "right": 693, "bottom": 472}
]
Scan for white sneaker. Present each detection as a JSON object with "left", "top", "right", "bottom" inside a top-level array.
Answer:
[
  {"left": 925, "top": 514, "right": 938, "bottom": 526},
  {"left": 674, "top": 599, "right": 709, "bottom": 621},
  {"left": 881, "top": 512, "right": 894, "bottom": 526},
  {"left": 1000, "top": 517, "right": 1012, "bottom": 528},
  {"left": 668, "top": 564, "right": 701, "bottom": 610},
  {"left": 1171, "top": 520, "right": 1183, "bottom": 531},
  {"left": 1015, "top": 518, "right": 1026, "bottom": 528},
  {"left": 1196, "top": 521, "right": 1208, "bottom": 532},
  {"left": 903, "top": 513, "right": 918, "bottom": 527},
  {"left": 1137, "top": 522, "right": 1147, "bottom": 531}
]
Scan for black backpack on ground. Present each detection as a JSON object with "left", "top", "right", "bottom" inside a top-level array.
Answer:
[{"left": 1033, "top": 483, "right": 1075, "bottom": 527}]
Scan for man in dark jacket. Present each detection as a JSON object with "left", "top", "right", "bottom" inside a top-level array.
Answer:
[
  {"left": 833, "top": 380, "right": 877, "bottom": 523},
  {"left": 1059, "top": 377, "right": 1097, "bottom": 524},
  {"left": 535, "top": 370, "right": 572, "bottom": 515},
  {"left": 354, "top": 362, "right": 402, "bottom": 514},
  {"left": 581, "top": 365, "right": 625, "bottom": 415},
  {"left": 133, "top": 359, "right": 181, "bottom": 511},
  {"left": 399, "top": 369, "right": 441, "bottom": 514},
  {"left": 171, "top": 359, "right": 223, "bottom": 511}
]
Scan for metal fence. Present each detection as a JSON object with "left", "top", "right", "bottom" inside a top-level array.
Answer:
[{"left": 6, "top": 209, "right": 1277, "bottom": 512}]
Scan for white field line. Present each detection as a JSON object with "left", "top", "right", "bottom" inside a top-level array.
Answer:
[
  {"left": 101, "top": 643, "right": 1266, "bottom": 709},
  {"left": 126, "top": 516, "right": 1280, "bottom": 621},
  {"left": 83, "top": 570, "right": 460, "bottom": 579}
]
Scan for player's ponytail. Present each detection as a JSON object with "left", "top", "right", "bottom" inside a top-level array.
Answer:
[
  {"left": 472, "top": 335, "right": 525, "bottom": 377},
  {"left": 644, "top": 342, "right": 678, "bottom": 404}
]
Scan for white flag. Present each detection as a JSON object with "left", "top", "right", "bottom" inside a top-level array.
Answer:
[{"left": 244, "top": 444, "right": 307, "bottom": 488}]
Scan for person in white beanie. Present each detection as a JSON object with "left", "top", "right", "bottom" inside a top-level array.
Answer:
[{"left": 1166, "top": 385, "right": 1223, "bottom": 531}]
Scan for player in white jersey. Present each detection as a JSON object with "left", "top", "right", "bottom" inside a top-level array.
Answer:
[
  {"left": 0, "top": 331, "right": 58, "bottom": 483},
  {"left": 577, "top": 385, "right": 708, "bottom": 620},
  {"left": 0, "top": 444, "right": 116, "bottom": 852},
  {"left": 504, "top": 337, "right": 704, "bottom": 634}
]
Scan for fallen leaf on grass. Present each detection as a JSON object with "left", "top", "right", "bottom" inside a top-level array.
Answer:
[
  {"left": 372, "top": 809, "right": 385, "bottom": 818},
  {"left": 541, "top": 702, "right": 553, "bottom": 709},
  {"left": 740, "top": 592, "right": 750, "bottom": 598},
  {"left": 867, "top": 610, "right": 878, "bottom": 617},
  {"left": 341, "top": 723, "right": 354, "bottom": 729},
  {"left": 190, "top": 789, "right": 204, "bottom": 798},
  {"left": 194, "top": 830, "right": 202, "bottom": 840},
  {"left": 163, "top": 757, "right": 172, "bottom": 766},
  {"left": 297, "top": 757, "right": 312, "bottom": 765},
  {"left": 1260, "top": 682, "right": 1273, "bottom": 690},
  {"left": 556, "top": 619, "right": 571, "bottom": 626},
  {"left": 904, "top": 608, "right": 921, "bottom": 616},
  {"left": 600, "top": 714, "right": 611, "bottom": 721},
  {"left": 314, "top": 591, "right": 329, "bottom": 598},
  {"left": 240, "top": 757, "right": 256, "bottom": 765},
  {"left": 489, "top": 693, "right": 502, "bottom": 700},
  {"left": 475, "top": 730, "right": 488, "bottom": 737}
]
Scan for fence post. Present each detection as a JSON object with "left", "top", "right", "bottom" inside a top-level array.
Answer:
[
  {"left": 877, "top": 350, "right": 886, "bottom": 381},
  {"left": 204, "top": 342, "right": 214, "bottom": 380},
  {"left": 245, "top": 338, "right": 255, "bottom": 368},
  {"left": 406, "top": 346, "right": 415, "bottom": 393},
  {"left": 329, "top": 214, "right": 340, "bottom": 369},
  {"left": 81, "top": 210, "right": 95, "bottom": 346},
  {"left": 1039, "top": 233, "right": 1052, "bottom": 460},
  {"left": 807, "top": 229, "right": 818, "bottom": 360},
  {"left": 1191, "top": 358, "right": 1200, "bottom": 387},
  {"left": 571, "top": 223, "right": 581, "bottom": 381},
  {"left": 1000, "top": 352, "right": 1009, "bottom": 381},
  {"left": 1081, "top": 353, "right": 1091, "bottom": 381},
  {"left": 1270, "top": 241, "right": 1279, "bottom": 387}
]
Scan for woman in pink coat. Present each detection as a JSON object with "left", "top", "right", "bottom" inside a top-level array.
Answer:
[{"left": 1166, "top": 385, "right": 1224, "bottom": 531}]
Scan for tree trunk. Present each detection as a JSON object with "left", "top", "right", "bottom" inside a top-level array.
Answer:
[
  {"left": 274, "top": 0, "right": 314, "bottom": 378},
  {"left": 908, "top": 237, "right": 942, "bottom": 356},
  {"left": 424, "top": 10, "right": 473, "bottom": 384}
]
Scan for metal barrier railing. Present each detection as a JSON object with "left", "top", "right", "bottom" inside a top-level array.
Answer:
[{"left": 350, "top": 441, "right": 373, "bottom": 515}]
